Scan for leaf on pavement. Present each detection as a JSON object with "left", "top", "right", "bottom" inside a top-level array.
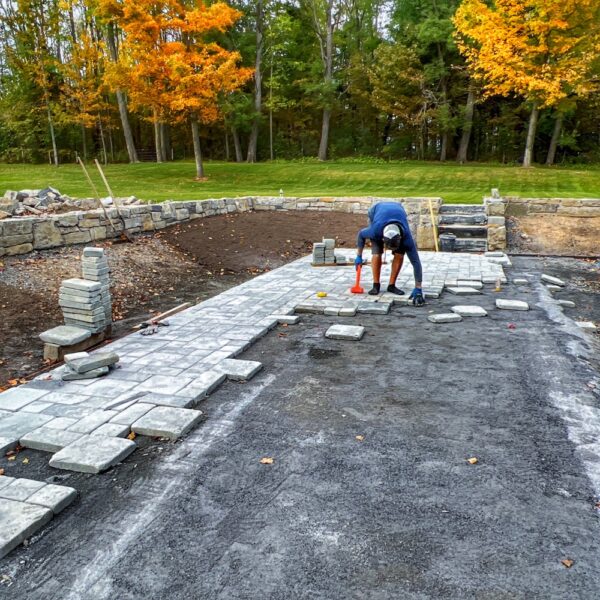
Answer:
[
  {"left": 22, "top": 458, "right": 29, "bottom": 464},
  {"left": 7, "top": 456, "right": 15, "bottom": 461},
  {"left": 467, "top": 457, "right": 478, "bottom": 465},
  {"left": 260, "top": 457, "right": 274, "bottom": 464},
  {"left": 127, "top": 432, "right": 136, "bottom": 441},
  {"left": 0, "top": 468, "right": 4, "bottom": 476},
  {"left": 355, "top": 435, "right": 365, "bottom": 442},
  {"left": 561, "top": 559, "right": 574, "bottom": 568}
]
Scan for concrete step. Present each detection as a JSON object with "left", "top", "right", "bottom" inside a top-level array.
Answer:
[
  {"left": 439, "top": 213, "right": 487, "bottom": 225},
  {"left": 439, "top": 203, "right": 485, "bottom": 214},
  {"left": 453, "top": 237, "right": 488, "bottom": 252},
  {"left": 438, "top": 224, "right": 488, "bottom": 238}
]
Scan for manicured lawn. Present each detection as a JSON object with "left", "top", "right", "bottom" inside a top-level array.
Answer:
[{"left": 1, "top": 160, "right": 600, "bottom": 203}]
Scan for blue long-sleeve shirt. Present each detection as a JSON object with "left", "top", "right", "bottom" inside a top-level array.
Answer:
[{"left": 357, "top": 202, "right": 423, "bottom": 284}]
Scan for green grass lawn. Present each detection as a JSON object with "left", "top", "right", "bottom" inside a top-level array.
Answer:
[{"left": 1, "top": 160, "right": 600, "bottom": 203}]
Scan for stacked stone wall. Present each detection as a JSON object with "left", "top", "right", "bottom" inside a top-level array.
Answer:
[{"left": 0, "top": 196, "right": 442, "bottom": 256}]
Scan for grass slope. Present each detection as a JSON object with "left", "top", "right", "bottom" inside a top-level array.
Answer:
[{"left": 1, "top": 160, "right": 600, "bottom": 203}]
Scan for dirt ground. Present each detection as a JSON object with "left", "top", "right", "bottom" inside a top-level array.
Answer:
[{"left": 0, "top": 211, "right": 364, "bottom": 386}]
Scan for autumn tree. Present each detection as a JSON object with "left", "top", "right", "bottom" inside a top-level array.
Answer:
[
  {"left": 454, "top": 0, "right": 600, "bottom": 167},
  {"left": 105, "top": 0, "right": 252, "bottom": 177}
]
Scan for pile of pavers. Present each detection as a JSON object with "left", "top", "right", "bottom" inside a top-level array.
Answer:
[
  {"left": 59, "top": 248, "right": 111, "bottom": 332},
  {"left": 61, "top": 350, "right": 120, "bottom": 381},
  {"left": 312, "top": 238, "right": 336, "bottom": 265}
]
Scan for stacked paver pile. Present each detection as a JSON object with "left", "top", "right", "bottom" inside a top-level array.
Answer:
[
  {"left": 312, "top": 238, "right": 337, "bottom": 264},
  {"left": 59, "top": 247, "right": 112, "bottom": 332}
]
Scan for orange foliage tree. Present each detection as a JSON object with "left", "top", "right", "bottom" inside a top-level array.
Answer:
[
  {"left": 454, "top": 0, "right": 600, "bottom": 166},
  {"left": 101, "top": 0, "right": 253, "bottom": 177}
]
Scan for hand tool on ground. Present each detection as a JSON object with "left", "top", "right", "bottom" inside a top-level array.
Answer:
[
  {"left": 77, "top": 157, "right": 121, "bottom": 238},
  {"left": 94, "top": 159, "right": 134, "bottom": 242},
  {"left": 351, "top": 265, "right": 365, "bottom": 294},
  {"left": 140, "top": 320, "right": 170, "bottom": 336},
  {"left": 428, "top": 198, "right": 439, "bottom": 252}
]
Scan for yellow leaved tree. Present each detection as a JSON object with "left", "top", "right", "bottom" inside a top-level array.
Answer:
[
  {"left": 101, "top": 0, "right": 253, "bottom": 178},
  {"left": 454, "top": 0, "right": 600, "bottom": 166}
]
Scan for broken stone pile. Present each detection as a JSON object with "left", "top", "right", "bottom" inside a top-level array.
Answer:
[
  {"left": 0, "top": 188, "right": 142, "bottom": 219},
  {"left": 59, "top": 247, "right": 112, "bottom": 332}
]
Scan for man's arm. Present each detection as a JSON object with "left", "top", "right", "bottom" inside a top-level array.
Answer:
[
  {"left": 356, "top": 226, "right": 373, "bottom": 256},
  {"left": 405, "top": 245, "right": 423, "bottom": 287}
]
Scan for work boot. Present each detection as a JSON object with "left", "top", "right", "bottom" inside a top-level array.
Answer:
[
  {"left": 368, "top": 283, "right": 381, "bottom": 296},
  {"left": 387, "top": 284, "right": 405, "bottom": 295}
]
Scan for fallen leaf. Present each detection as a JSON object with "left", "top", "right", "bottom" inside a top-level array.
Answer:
[
  {"left": 561, "top": 559, "right": 574, "bottom": 568},
  {"left": 127, "top": 432, "right": 136, "bottom": 441},
  {"left": 0, "top": 468, "right": 4, "bottom": 476},
  {"left": 467, "top": 457, "right": 478, "bottom": 465},
  {"left": 260, "top": 457, "right": 274, "bottom": 464},
  {"left": 355, "top": 435, "right": 365, "bottom": 442},
  {"left": 22, "top": 458, "right": 29, "bottom": 465},
  {"left": 7, "top": 456, "right": 15, "bottom": 461}
]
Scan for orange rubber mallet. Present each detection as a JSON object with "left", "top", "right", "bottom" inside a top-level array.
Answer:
[{"left": 350, "top": 265, "right": 365, "bottom": 294}]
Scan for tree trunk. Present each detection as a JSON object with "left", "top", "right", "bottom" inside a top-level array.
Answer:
[
  {"left": 247, "top": 0, "right": 263, "bottom": 163},
  {"left": 154, "top": 111, "right": 164, "bottom": 162},
  {"left": 191, "top": 118, "right": 204, "bottom": 179},
  {"left": 523, "top": 105, "right": 539, "bottom": 168},
  {"left": 47, "top": 105, "right": 58, "bottom": 166},
  {"left": 98, "top": 118, "right": 107, "bottom": 164},
  {"left": 457, "top": 89, "right": 474, "bottom": 164},
  {"left": 106, "top": 22, "right": 138, "bottom": 163},
  {"left": 269, "top": 61, "right": 274, "bottom": 161},
  {"left": 232, "top": 127, "right": 243, "bottom": 162},
  {"left": 225, "top": 130, "right": 230, "bottom": 161},
  {"left": 318, "top": 0, "right": 334, "bottom": 161},
  {"left": 440, "top": 132, "right": 448, "bottom": 162},
  {"left": 318, "top": 108, "right": 331, "bottom": 161},
  {"left": 160, "top": 123, "right": 170, "bottom": 161},
  {"left": 545, "top": 115, "right": 563, "bottom": 166}
]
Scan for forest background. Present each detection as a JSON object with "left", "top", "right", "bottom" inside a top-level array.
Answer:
[{"left": 1, "top": 0, "right": 599, "bottom": 176}]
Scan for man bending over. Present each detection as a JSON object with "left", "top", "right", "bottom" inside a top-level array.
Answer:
[{"left": 355, "top": 202, "right": 425, "bottom": 306}]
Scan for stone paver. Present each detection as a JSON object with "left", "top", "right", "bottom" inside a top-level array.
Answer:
[
  {"left": 513, "top": 278, "right": 529, "bottom": 285},
  {"left": 110, "top": 402, "right": 155, "bottom": 426},
  {"left": 428, "top": 313, "right": 463, "bottom": 324},
  {"left": 49, "top": 435, "right": 136, "bottom": 473},
  {"left": 39, "top": 325, "right": 92, "bottom": 346},
  {"left": 325, "top": 324, "right": 365, "bottom": 341},
  {"left": 577, "top": 321, "right": 597, "bottom": 331},
  {"left": 132, "top": 407, "right": 203, "bottom": 440},
  {"left": 558, "top": 300, "right": 576, "bottom": 308},
  {"left": 0, "top": 478, "right": 46, "bottom": 502},
  {"left": 272, "top": 315, "right": 300, "bottom": 324},
  {"left": 451, "top": 305, "right": 488, "bottom": 317},
  {"left": 26, "top": 484, "right": 77, "bottom": 514},
  {"left": 20, "top": 427, "right": 83, "bottom": 452},
  {"left": 65, "top": 351, "right": 119, "bottom": 374},
  {"left": 0, "top": 387, "right": 48, "bottom": 412},
  {"left": 357, "top": 302, "right": 391, "bottom": 315},
  {"left": 0, "top": 499, "right": 52, "bottom": 559},
  {"left": 446, "top": 287, "right": 481, "bottom": 295},
  {"left": 541, "top": 274, "right": 566, "bottom": 287},
  {"left": 213, "top": 359, "right": 263, "bottom": 381},
  {"left": 68, "top": 410, "right": 117, "bottom": 433},
  {"left": 496, "top": 299, "right": 529, "bottom": 311},
  {"left": 93, "top": 423, "right": 130, "bottom": 437}
]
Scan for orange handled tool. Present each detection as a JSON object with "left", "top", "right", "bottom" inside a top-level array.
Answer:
[{"left": 350, "top": 265, "right": 365, "bottom": 294}]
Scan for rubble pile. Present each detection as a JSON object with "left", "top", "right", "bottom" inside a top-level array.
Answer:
[{"left": 0, "top": 187, "right": 142, "bottom": 218}]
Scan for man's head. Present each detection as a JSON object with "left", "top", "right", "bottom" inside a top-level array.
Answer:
[{"left": 383, "top": 224, "right": 403, "bottom": 251}]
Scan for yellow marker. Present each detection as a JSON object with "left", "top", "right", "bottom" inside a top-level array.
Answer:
[{"left": 316, "top": 291, "right": 328, "bottom": 298}]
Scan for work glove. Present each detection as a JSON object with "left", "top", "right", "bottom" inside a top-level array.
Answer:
[
  {"left": 354, "top": 255, "right": 365, "bottom": 270},
  {"left": 409, "top": 287, "right": 425, "bottom": 306}
]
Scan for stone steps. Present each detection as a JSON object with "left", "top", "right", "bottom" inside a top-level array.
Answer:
[
  {"left": 438, "top": 204, "right": 489, "bottom": 252},
  {"left": 438, "top": 203, "right": 486, "bottom": 214},
  {"left": 454, "top": 237, "right": 488, "bottom": 252},
  {"left": 438, "top": 224, "right": 488, "bottom": 238}
]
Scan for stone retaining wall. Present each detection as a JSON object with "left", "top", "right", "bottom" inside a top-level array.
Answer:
[
  {"left": 484, "top": 196, "right": 600, "bottom": 256},
  {"left": 0, "top": 196, "right": 442, "bottom": 257}
]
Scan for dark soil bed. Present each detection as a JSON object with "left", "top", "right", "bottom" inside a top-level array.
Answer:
[{"left": 0, "top": 210, "right": 364, "bottom": 386}]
